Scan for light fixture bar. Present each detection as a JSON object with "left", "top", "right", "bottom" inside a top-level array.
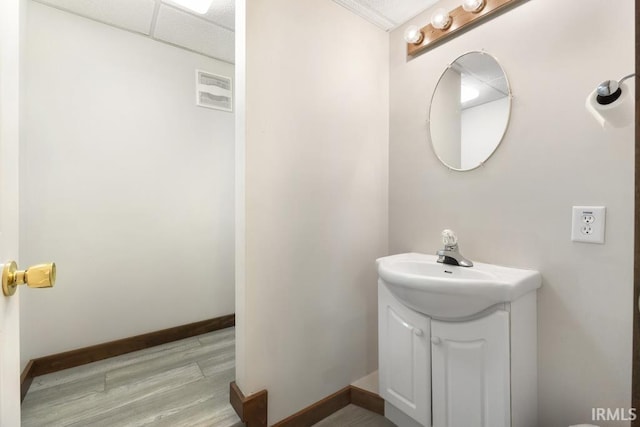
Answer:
[{"left": 407, "top": 0, "right": 525, "bottom": 56}]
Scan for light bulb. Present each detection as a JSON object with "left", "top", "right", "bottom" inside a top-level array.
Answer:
[
  {"left": 403, "top": 25, "right": 424, "bottom": 45},
  {"left": 462, "top": 0, "right": 486, "bottom": 13},
  {"left": 431, "top": 8, "right": 452, "bottom": 30}
]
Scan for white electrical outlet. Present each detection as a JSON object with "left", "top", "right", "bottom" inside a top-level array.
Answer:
[{"left": 571, "top": 206, "right": 606, "bottom": 244}]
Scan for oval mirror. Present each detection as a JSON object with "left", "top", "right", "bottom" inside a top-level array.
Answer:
[{"left": 429, "top": 51, "right": 511, "bottom": 171}]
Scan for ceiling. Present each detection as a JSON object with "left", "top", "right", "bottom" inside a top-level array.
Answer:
[
  {"left": 332, "top": 0, "right": 439, "bottom": 31},
  {"left": 33, "top": 0, "right": 235, "bottom": 63},
  {"left": 32, "top": 0, "right": 463, "bottom": 62},
  {"left": 452, "top": 53, "right": 509, "bottom": 109}
]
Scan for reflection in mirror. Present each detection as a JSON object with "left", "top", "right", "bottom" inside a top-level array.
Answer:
[{"left": 429, "top": 51, "right": 511, "bottom": 171}]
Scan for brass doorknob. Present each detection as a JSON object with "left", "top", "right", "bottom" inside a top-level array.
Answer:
[{"left": 2, "top": 261, "right": 56, "bottom": 296}]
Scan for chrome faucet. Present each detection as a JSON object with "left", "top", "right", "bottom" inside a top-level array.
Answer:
[{"left": 437, "top": 229, "right": 473, "bottom": 267}]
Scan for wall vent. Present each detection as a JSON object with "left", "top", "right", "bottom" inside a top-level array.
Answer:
[{"left": 195, "top": 69, "right": 232, "bottom": 112}]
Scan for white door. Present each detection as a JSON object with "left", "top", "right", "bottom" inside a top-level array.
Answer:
[
  {"left": 0, "top": 0, "right": 24, "bottom": 424},
  {"left": 431, "top": 310, "right": 511, "bottom": 427},
  {"left": 378, "top": 281, "right": 431, "bottom": 426}
]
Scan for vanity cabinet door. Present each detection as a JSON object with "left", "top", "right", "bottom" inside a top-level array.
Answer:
[
  {"left": 378, "top": 281, "right": 431, "bottom": 426},
  {"left": 431, "top": 311, "right": 510, "bottom": 427}
]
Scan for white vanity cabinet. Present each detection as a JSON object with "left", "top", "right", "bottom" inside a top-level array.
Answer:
[
  {"left": 378, "top": 280, "right": 538, "bottom": 427},
  {"left": 378, "top": 282, "right": 431, "bottom": 426},
  {"left": 431, "top": 311, "right": 510, "bottom": 427}
]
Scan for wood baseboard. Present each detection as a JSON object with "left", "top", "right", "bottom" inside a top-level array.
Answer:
[
  {"left": 230, "top": 381, "right": 268, "bottom": 427},
  {"left": 20, "top": 360, "right": 35, "bottom": 402},
  {"left": 350, "top": 385, "right": 384, "bottom": 415},
  {"left": 273, "top": 386, "right": 351, "bottom": 427},
  {"left": 20, "top": 314, "right": 235, "bottom": 402},
  {"left": 230, "top": 381, "right": 385, "bottom": 427}
]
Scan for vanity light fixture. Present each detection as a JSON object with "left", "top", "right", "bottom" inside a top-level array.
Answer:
[
  {"left": 462, "top": 0, "right": 486, "bottom": 13},
  {"left": 431, "top": 8, "right": 452, "bottom": 30},
  {"left": 403, "top": 25, "right": 424, "bottom": 45},
  {"left": 170, "top": 0, "right": 214, "bottom": 14},
  {"left": 406, "top": 0, "right": 525, "bottom": 56}
]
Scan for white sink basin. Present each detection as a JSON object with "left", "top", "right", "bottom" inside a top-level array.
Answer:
[{"left": 377, "top": 253, "right": 541, "bottom": 319}]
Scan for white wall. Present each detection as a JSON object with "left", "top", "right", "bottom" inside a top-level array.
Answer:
[
  {"left": 20, "top": 2, "right": 235, "bottom": 368},
  {"left": 390, "top": 1, "right": 633, "bottom": 426},
  {"left": 238, "top": 0, "right": 388, "bottom": 423},
  {"left": 461, "top": 97, "right": 509, "bottom": 169}
]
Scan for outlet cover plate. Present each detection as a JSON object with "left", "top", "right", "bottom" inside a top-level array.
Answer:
[{"left": 571, "top": 206, "right": 606, "bottom": 244}]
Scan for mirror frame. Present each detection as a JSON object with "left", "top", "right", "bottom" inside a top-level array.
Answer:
[{"left": 428, "top": 50, "right": 512, "bottom": 172}]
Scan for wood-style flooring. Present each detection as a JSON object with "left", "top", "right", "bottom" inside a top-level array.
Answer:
[
  {"left": 22, "top": 326, "right": 393, "bottom": 426},
  {"left": 21, "top": 327, "right": 242, "bottom": 427},
  {"left": 312, "top": 404, "right": 395, "bottom": 426}
]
